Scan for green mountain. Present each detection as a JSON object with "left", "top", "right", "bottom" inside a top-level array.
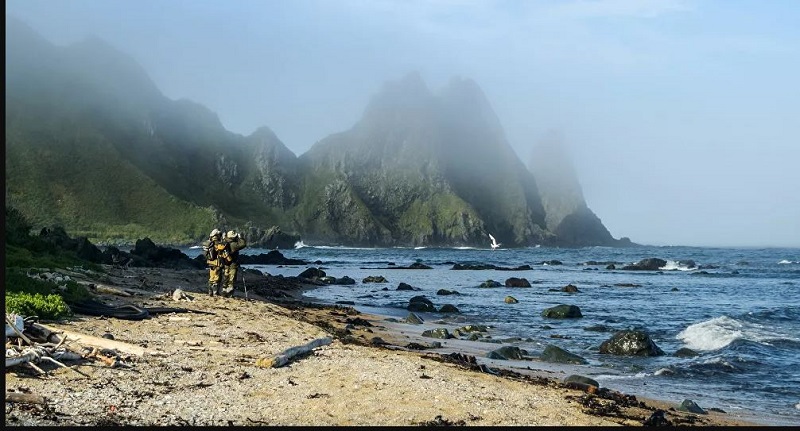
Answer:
[{"left": 5, "top": 17, "right": 630, "bottom": 248}]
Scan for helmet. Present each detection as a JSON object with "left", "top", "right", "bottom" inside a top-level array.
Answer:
[
  {"left": 226, "top": 230, "right": 237, "bottom": 239},
  {"left": 210, "top": 228, "right": 221, "bottom": 238}
]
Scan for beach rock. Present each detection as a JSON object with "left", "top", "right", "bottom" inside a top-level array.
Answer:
[
  {"left": 561, "top": 284, "right": 579, "bottom": 293},
  {"left": 457, "top": 325, "right": 489, "bottom": 333},
  {"left": 407, "top": 262, "right": 432, "bottom": 269},
  {"left": 504, "top": 296, "right": 518, "bottom": 304},
  {"left": 487, "top": 346, "right": 526, "bottom": 360},
  {"left": 606, "top": 264, "right": 616, "bottom": 270},
  {"left": 421, "top": 328, "right": 452, "bottom": 339},
  {"left": 396, "top": 282, "right": 419, "bottom": 291},
  {"left": 298, "top": 267, "right": 326, "bottom": 279},
  {"left": 678, "top": 259, "right": 697, "bottom": 269},
  {"left": 563, "top": 374, "right": 599, "bottom": 388},
  {"left": 540, "top": 345, "right": 588, "bottom": 364},
  {"left": 676, "top": 399, "right": 707, "bottom": 414},
  {"left": 599, "top": 330, "right": 665, "bottom": 356},
  {"left": 363, "top": 275, "right": 388, "bottom": 283},
  {"left": 642, "top": 410, "right": 671, "bottom": 426},
  {"left": 541, "top": 304, "right": 583, "bottom": 319},
  {"left": 504, "top": 277, "right": 531, "bottom": 287},
  {"left": 438, "top": 304, "right": 460, "bottom": 313},
  {"left": 405, "top": 312, "right": 424, "bottom": 324},
  {"left": 407, "top": 296, "right": 436, "bottom": 312},
  {"left": 479, "top": 280, "right": 502, "bottom": 288},
  {"left": 621, "top": 258, "right": 667, "bottom": 271},
  {"left": 673, "top": 347, "right": 699, "bottom": 358},
  {"left": 436, "top": 289, "right": 459, "bottom": 295},
  {"left": 319, "top": 276, "right": 337, "bottom": 284}
]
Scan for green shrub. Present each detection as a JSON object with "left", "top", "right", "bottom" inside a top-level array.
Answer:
[{"left": 5, "top": 291, "right": 72, "bottom": 320}]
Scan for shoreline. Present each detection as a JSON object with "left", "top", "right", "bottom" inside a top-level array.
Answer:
[{"left": 5, "top": 265, "right": 763, "bottom": 426}]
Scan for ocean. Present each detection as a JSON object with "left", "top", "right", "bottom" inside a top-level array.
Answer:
[{"left": 184, "top": 244, "right": 800, "bottom": 425}]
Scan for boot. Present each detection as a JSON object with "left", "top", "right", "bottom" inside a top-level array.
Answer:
[{"left": 207, "top": 283, "right": 216, "bottom": 296}]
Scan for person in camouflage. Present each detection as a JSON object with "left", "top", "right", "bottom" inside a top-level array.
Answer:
[
  {"left": 220, "top": 230, "right": 247, "bottom": 298},
  {"left": 202, "top": 228, "right": 225, "bottom": 296}
]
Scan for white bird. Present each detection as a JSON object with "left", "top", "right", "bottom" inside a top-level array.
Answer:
[{"left": 489, "top": 234, "right": 501, "bottom": 250}]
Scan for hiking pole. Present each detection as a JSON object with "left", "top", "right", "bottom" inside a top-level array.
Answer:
[{"left": 242, "top": 266, "right": 248, "bottom": 300}]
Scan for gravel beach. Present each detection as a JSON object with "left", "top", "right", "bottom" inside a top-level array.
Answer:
[{"left": 5, "top": 264, "right": 757, "bottom": 426}]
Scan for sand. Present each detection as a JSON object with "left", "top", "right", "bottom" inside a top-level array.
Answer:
[{"left": 5, "top": 265, "right": 759, "bottom": 426}]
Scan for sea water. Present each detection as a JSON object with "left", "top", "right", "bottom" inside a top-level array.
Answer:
[{"left": 184, "top": 245, "right": 800, "bottom": 425}]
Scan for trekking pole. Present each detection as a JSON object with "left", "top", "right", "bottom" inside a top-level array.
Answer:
[{"left": 242, "top": 266, "right": 248, "bottom": 300}]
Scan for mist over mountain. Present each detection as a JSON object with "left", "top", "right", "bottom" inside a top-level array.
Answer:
[{"left": 5, "top": 16, "right": 630, "bottom": 248}]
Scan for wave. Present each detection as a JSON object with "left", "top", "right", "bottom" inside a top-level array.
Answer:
[
  {"left": 189, "top": 245, "right": 202, "bottom": 249},
  {"left": 660, "top": 260, "right": 697, "bottom": 271},
  {"left": 778, "top": 259, "right": 799, "bottom": 264},
  {"left": 677, "top": 315, "right": 798, "bottom": 351}
]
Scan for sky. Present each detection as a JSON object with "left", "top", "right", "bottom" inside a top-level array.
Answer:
[{"left": 6, "top": 0, "right": 800, "bottom": 248}]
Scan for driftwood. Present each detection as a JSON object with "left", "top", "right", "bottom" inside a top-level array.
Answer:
[
  {"left": 36, "top": 323, "right": 146, "bottom": 357},
  {"left": 256, "top": 337, "right": 332, "bottom": 368},
  {"left": 6, "top": 392, "right": 47, "bottom": 404}
]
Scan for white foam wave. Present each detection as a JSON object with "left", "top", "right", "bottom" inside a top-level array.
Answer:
[
  {"left": 294, "top": 240, "right": 307, "bottom": 249},
  {"left": 660, "top": 260, "right": 696, "bottom": 271},
  {"left": 778, "top": 259, "right": 799, "bottom": 264},
  {"left": 414, "top": 246, "right": 426, "bottom": 250},
  {"left": 453, "top": 246, "right": 477, "bottom": 250},
  {"left": 677, "top": 315, "right": 798, "bottom": 351},
  {"left": 189, "top": 245, "right": 202, "bottom": 249}
]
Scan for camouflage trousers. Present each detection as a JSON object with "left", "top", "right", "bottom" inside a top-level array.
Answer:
[
  {"left": 221, "top": 264, "right": 239, "bottom": 297},
  {"left": 208, "top": 265, "right": 223, "bottom": 295}
]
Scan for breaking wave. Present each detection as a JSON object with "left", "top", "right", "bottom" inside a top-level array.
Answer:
[{"left": 677, "top": 316, "right": 797, "bottom": 351}]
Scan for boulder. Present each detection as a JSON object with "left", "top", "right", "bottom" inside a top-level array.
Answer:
[
  {"left": 541, "top": 304, "right": 583, "bottom": 318},
  {"left": 334, "top": 276, "right": 356, "bottom": 285},
  {"left": 438, "top": 304, "right": 460, "bottom": 313},
  {"left": 504, "top": 296, "right": 519, "bottom": 304},
  {"left": 561, "top": 284, "right": 580, "bottom": 293},
  {"left": 396, "top": 282, "right": 419, "bottom": 291},
  {"left": 421, "top": 328, "right": 451, "bottom": 339},
  {"left": 621, "top": 258, "right": 667, "bottom": 271},
  {"left": 504, "top": 277, "right": 531, "bottom": 287},
  {"left": 407, "top": 295, "right": 436, "bottom": 312},
  {"left": 298, "top": 267, "right": 326, "bottom": 279},
  {"left": 598, "top": 330, "right": 665, "bottom": 356},
  {"left": 540, "top": 345, "right": 588, "bottom": 364},
  {"left": 405, "top": 312, "right": 424, "bottom": 324},
  {"left": 479, "top": 280, "right": 502, "bottom": 288},
  {"left": 363, "top": 275, "right": 388, "bottom": 283},
  {"left": 487, "top": 346, "right": 526, "bottom": 360},
  {"left": 436, "top": 289, "right": 459, "bottom": 295}
]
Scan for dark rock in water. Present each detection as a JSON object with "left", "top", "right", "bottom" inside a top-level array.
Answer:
[
  {"left": 504, "top": 296, "right": 518, "bottom": 304},
  {"left": 614, "top": 283, "right": 641, "bottom": 287},
  {"left": 563, "top": 374, "right": 599, "bottom": 388},
  {"left": 334, "top": 276, "right": 356, "bottom": 285},
  {"left": 505, "top": 277, "right": 531, "bottom": 287},
  {"left": 421, "top": 328, "right": 451, "bottom": 339},
  {"left": 487, "top": 345, "right": 526, "bottom": 360},
  {"left": 239, "top": 249, "right": 307, "bottom": 265},
  {"left": 363, "top": 275, "right": 388, "bottom": 283},
  {"left": 408, "top": 262, "right": 432, "bottom": 269},
  {"left": 407, "top": 295, "right": 436, "bottom": 312},
  {"left": 678, "top": 259, "right": 697, "bottom": 269},
  {"left": 674, "top": 347, "right": 699, "bottom": 358},
  {"left": 396, "top": 282, "right": 419, "bottom": 291},
  {"left": 335, "top": 300, "right": 355, "bottom": 305},
  {"left": 540, "top": 260, "right": 563, "bottom": 265},
  {"left": 583, "top": 324, "right": 612, "bottom": 332},
  {"left": 457, "top": 325, "right": 488, "bottom": 333},
  {"left": 606, "top": 264, "right": 616, "bottom": 270},
  {"left": 405, "top": 312, "right": 424, "bottom": 324},
  {"left": 599, "top": 330, "right": 665, "bottom": 356},
  {"left": 677, "top": 399, "right": 707, "bottom": 414},
  {"left": 479, "top": 279, "right": 502, "bottom": 288},
  {"left": 561, "top": 284, "right": 580, "bottom": 292},
  {"left": 731, "top": 270, "right": 740, "bottom": 275},
  {"left": 642, "top": 410, "right": 671, "bottom": 426},
  {"left": 436, "top": 289, "right": 459, "bottom": 295},
  {"left": 541, "top": 304, "right": 583, "bottom": 318},
  {"left": 621, "top": 258, "right": 667, "bottom": 271},
  {"left": 540, "top": 345, "right": 587, "bottom": 364},
  {"left": 298, "top": 267, "right": 326, "bottom": 279},
  {"left": 671, "top": 287, "right": 680, "bottom": 291},
  {"left": 319, "top": 276, "right": 336, "bottom": 284},
  {"left": 698, "top": 264, "right": 719, "bottom": 270},
  {"left": 438, "top": 304, "right": 460, "bottom": 313}
]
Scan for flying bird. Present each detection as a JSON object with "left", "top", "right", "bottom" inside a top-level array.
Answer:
[{"left": 489, "top": 234, "right": 501, "bottom": 250}]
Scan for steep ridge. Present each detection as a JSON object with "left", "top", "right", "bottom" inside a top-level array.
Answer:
[{"left": 5, "top": 16, "right": 629, "bottom": 247}]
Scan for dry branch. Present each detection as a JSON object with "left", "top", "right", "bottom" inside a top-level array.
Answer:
[{"left": 256, "top": 337, "right": 332, "bottom": 368}]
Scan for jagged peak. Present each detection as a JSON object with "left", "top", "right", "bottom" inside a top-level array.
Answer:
[{"left": 362, "top": 71, "right": 435, "bottom": 117}]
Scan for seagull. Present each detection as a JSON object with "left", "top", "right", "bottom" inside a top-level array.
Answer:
[{"left": 489, "top": 234, "right": 501, "bottom": 250}]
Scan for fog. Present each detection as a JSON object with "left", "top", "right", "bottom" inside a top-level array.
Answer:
[{"left": 7, "top": 0, "right": 800, "bottom": 247}]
